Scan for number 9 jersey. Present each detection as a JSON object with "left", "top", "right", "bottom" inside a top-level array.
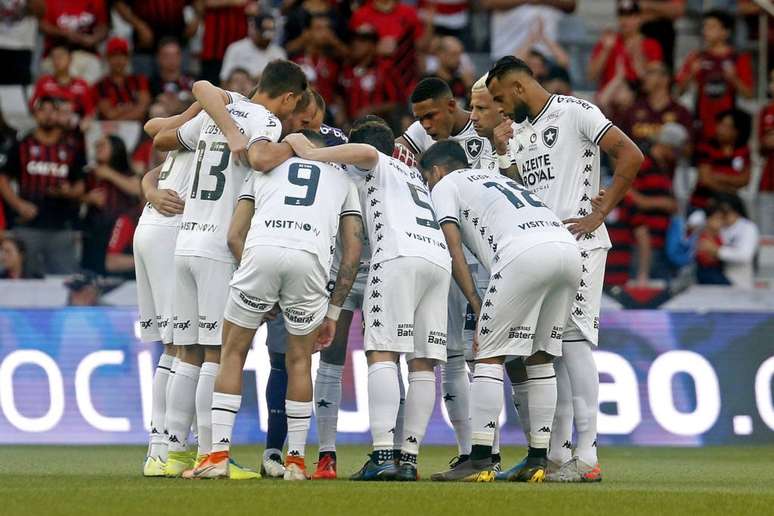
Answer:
[{"left": 175, "top": 98, "right": 282, "bottom": 263}]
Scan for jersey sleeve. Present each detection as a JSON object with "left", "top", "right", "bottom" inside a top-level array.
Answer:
[
  {"left": 238, "top": 172, "right": 256, "bottom": 201},
  {"left": 401, "top": 121, "right": 432, "bottom": 155},
  {"left": 431, "top": 177, "right": 460, "bottom": 226},
  {"left": 575, "top": 101, "right": 614, "bottom": 146},
  {"left": 246, "top": 108, "right": 283, "bottom": 147},
  {"left": 225, "top": 90, "right": 248, "bottom": 105},
  {"left": 341, "top": 179, "right": 362, "bottom": 218},
  {"left": 176, "top": 111, "right": 207, "bottom": 152}
]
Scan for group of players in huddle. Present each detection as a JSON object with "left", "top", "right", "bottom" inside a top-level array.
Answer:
[{"left": 135, "top": 56, "right": 643, "bottom": 483}]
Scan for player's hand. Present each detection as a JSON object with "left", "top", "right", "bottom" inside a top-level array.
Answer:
[
  {"left": 564, "top": 210, "right": 606, "bottom": 240},
  {"left": 148, "top": 188, "right": 185, "bottom": 216},
  {"left": 493, "top": 118, "right": 514, "bottom": 156},
  {"left": 284, "top": 132, "right": 314, "bottom": 157},
  {"left": 226, "top": 130, "right": 249, "bottom": 167},
  {"left": 16, "top": 200, "right": 38, "bottom": 222},
  {"left": 591, "top": 188, "right": 606, "bottom": 211},
  {"left": 315, "top": 317, "right": 337, "bottom": 352}
]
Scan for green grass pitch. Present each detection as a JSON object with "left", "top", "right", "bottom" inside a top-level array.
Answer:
[{"left": 2, "top": 445, "right": 773, "bottom": 516}]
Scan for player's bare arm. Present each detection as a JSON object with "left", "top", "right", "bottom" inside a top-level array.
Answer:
[
  {"left": 247, "top": 140, "right": 294, "bottom": 173},
  {"left": 227, "top": 197, "right": 255, "bottom": 262},
  {"left": 440, "top": 221, "right": 481, "bottom": 315},
  {"left": 141, "top": 164, "right": 184, "bottom": 217},
  {"left": 285, "top": 133, "right": 379, "bottom": 170},
  {"left": 143, "top": 102, "right": 202, "bottom": 138},
  {"left": 192, "top": 80, "right": 249, "bottom": 163},
  {"left": 564, "top": 127, "right": 643, "bottom": 239},
  {"left": 330, "top": 215, "right": 364, "bottom": 309}
]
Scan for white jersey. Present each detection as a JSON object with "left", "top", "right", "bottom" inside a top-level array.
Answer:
[
  {"left": 330, "top": 166, "right": 370, "bottom": 274},
  {"left": 348, "top": 152, "right": 450, "bottom": 271},
  {"left": 138, "top": 150, "right": 195, "bottom": 227},
  {"left": 432, "top": 169, "right": 576, "bottom": 274},
  {"left": 509, "top": 94, "right": 613, "bottom": 250},
  {"left": 175, "top": 98, "right": 282, "bottom": 263},
  {"left": 241, "top": 157, "right": 362, "bottom": 272},
  {"left": 402, "top": 119, "right": 497, "bottom": 173}
]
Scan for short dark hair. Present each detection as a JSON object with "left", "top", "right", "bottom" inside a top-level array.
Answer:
[
  {"left": 703, "top": 9, "right": 734, "bottom": 32},
  {"left": 714, "top": 192, "right": 748, "bottom": 219},
  {"left": 50, "top": 40, "right": 72, "bottom": 53},
  {"left": 716, "top": 109, "right": 751, "bottom": 146},
  {"left": 292, "top": 89, "right": 313, "bottom": 114},
  {"left": 419, "top": 140, "right": 468, "bottom": 173},
  {"left": 486, "top": 56, "right": 534, "bottom": 87},
  {"left": 410, "top": 77, "right": 452, "bottom": 104},
  {"left": 258, "top": 60, "right": 308, "bottom": 98},
  {"left": 311, "top": 88, "right": 325, "bottom": 112},
  {"left": 349, "top": 117, "right": 394, "bottom": 155},
  {"left": 299, "top": 129, "right": 328, "bottom": 148},
  {"left": 157, "top": 36, "right": 180, "bottom": 52}
]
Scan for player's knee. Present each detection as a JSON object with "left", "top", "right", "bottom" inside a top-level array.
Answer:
[
  {"left": 203, "top": 345, "right": 221, "bottom": 364},
  {"left": 180, "top": 345, "right": 204, "bottom": 365},
  {"left": 524, "top": 350, "right": 554, "bottom": 366},
  {"left": 505, "top": 357, "right": 527, "bottom": 382},
  {"left": 407, "top": 357, "right": 436, "bottom": 372},
  {"left": 163, "top": 343, "right": 177, "bottom": 356}
]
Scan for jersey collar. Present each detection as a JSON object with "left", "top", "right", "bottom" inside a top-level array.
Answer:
[
  {"left": 452, "top": 117, "right": 473, "bottom": 138},
  {"left": 528, "top": 94, "right": 556, "bottom": 125}
]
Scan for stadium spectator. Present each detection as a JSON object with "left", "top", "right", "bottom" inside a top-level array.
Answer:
[
  {"left": 0, "top": 97, "right": 85, "bottom": 276},
  {"left": 638, "top": 0, "right": 686, "bottom": 70},
  {"left": 220, "top": 14, "right": 286, "bottom": 84},
  {"left": 588, "top": 0, "right": 663, "bottom": 91},
  {"left": 93, "top": 38, "right": 152, "bottom": 122},
  {"left": 291, "top": 15, "right": 342, "bottom": 104},
  {"left": 482, "top": 0, "right": 575, "bottom": 60},
  {"left": 199, "top": 0, "right": 253, "bottom": 85},
  {"left": 515, "top": 17, "right": 571, "bottom": 85},
  {"left": 39, "top": 0, "right": 109, "bottom": 84},
  {"left": 619, "top": 60, "right": 692, "bottom": 153},
  {"left": 64, "top": 272, "right": 102, "bottom": 305},
  {"left": 417, "top": 0, "right": 470, "bottom": 42},
  {"left": 695, "top": 204, "right": 728, "bottom": 285},
  {"left": 0, "top": 235, "right": 40, "bottom": 279},
  {"left": 690, "top": 110, "right": 751, "bottom": 212},
  {"left": 596, "top": 59, "right": 636, "bottom": 125},
  {"left": 105, "top": 205, "right": 143, "bottom": 278},
  {"left": 81, "top": 135, "right": 140, "bottom": 275},
  {"left": 336, "top": 25, "right": 401, "bottom": 125},
  {"left": 0, "top": 110, "right": 17, "bottom": 230},
  {"left": 221, "top": 67, "right": 254, "bottom": 97},
  {"left": 0, "top": 0, "right": 44, "bottom": 86},
  {"left": 424, "top": 36, "right": 474, "bottom": 107},
  {"left": 149, "top": 38, "right": 194, "bottom": 116},
  {"left": 628, "top": 122, "right": 686, "bottom": 284},
  {"left": 739, "top": 0, "right": 774, "bottom": 68},
  {"left": 757, "top": 68, "right": 774, "bottom": 235},
  {"left": 544, "top": 66, "right": 572, "bottom": 95},
  {"left": 350, "top": 0, "right": 429, "bottom": 102},
  {"left": 114, "top": 0, "right": 200, "bottom": 77},
  {"left": 676, "top": 10, "right": 753, "bottom": 144},
  {"left": 131, "top": 103, "right": 173, "bottom": 175},
  {"left": 30, "top": 43, "right": 95, "bottom": 128},
  {"left": 284, "top": 0, "right": 348, "bottom": 58},
  {"left": 604, "top": 202, "right": 634, "bottom": 287}
]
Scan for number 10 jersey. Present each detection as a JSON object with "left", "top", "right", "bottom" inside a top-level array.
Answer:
[{"left": 348, "top": 152, "right": 451, "bottom": 272}]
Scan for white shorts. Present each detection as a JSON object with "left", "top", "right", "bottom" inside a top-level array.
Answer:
[
  {"left": 477, "top": 242, "right": 582, "bottom": 360},
  {"left": 329, "top": 262, "right": 369, "bottom": 312},
  {"left": 363, "top": 257, "right": 450, "bottom": 362},
  {"left": 563, "top": 247, "right": 607, "bottom": 346},
  {"left": 134, "top": 224, "right": 178, "bottom": 343},
  {"left": 174, "top": 255, "right": 235, "bottom": 346},
  {"left": 225, "top": 245, "right": 329, "bottom": 336}
]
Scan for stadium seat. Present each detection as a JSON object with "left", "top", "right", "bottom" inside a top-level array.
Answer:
[{"left": 0, "top": 85, "right": 35, "bottom": 133}]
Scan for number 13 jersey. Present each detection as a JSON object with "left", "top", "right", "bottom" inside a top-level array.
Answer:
[
  {"left": 175, "top": 98, "right": 282, "bottom": 263},
  {"left": 347, "top": 152, "right": 451, "bottom": 272}
]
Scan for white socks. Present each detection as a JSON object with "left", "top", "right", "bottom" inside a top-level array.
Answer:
[
  {"left": 549, "top": 357, "right": 573, "bottom": 465},
  {"left": 441, "top": 355, "right": 471, "bottom": 456},
  {"left": 393, "top": 364, "right": 405, "bottom": 450},
  {"left": 367, "top": 362, "right": 400, "bottom": 450},
  {"left": 286, "top": 400, "right": 313, "bottom": 458},
  {"left": 512, "top": 380, "right": 530, "bottom": 443},
  {"left": 470, "top": 363, "right": 503, "bottom": 447},
  {"left": 563, "top": 341, "right": 599, "bottom": 466},
  {"left": 401, "top": 371, "right": 435, "bottom": 457},
  {"left": 149, "top": 353, "right": 174, "bottom": 460},
  {"left": 211, "top": 392, "right": 241, "bottom": 453},
  {"left": 314, "top": 361, "right": 343, "bottom": 453},
  {"left": 166, "top": 361, "right": 199, "bottom": 452},
  {"left": 195, "top": 362, "right": 219, "bottom": 456},
  {"left": 526, "top": 363, "right": 557, "bottom": 450}
]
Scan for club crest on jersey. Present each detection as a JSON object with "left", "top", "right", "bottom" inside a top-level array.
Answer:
[
  {"left": 465, "top": 137, "right": 484, "bottom": 159},
  {"left": 542, "top": 126, "right": 558, "bottom": 148}
]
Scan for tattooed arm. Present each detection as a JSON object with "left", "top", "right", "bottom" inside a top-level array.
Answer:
[
  {"left": 441, "top": 221, "right": 480, "bottom": 315},
  {"left": 330, "top": 215, "right": 365, "bottom": 307}
]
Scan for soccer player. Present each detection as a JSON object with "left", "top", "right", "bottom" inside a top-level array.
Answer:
[
  {"left": 486, "top": 56, "right": 643, "bottom": 482},
  {"left": 421, "top": 140, "right": 582, "bottom": 482},
  {"left": 285, "top": 118, "right": 451, "bottom": 482},
  {"left": 187, "top": 130, "right": 364, "bottom": 481},
  {"left": 152, "top": 60, "right": 307, "bottom": 479}
]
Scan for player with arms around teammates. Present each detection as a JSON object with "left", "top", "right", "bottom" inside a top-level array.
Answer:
[
  {"left": 486, "top": 56, "right": 643, "bottom": 482},
  {"left": 152, "top": 60, "right": 308, "bottom": 479}
]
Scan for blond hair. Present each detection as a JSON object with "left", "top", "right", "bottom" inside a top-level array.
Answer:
[{"left": 471, "top": 73, "right": 489, "bottom": 93}]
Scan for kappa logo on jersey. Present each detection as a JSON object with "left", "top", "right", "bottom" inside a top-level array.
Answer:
[
  {"left": 465, "top": 137, "right": 484, "bottom": 159},
  {"left": 542, "top": 126, "right": 559, "bottom": 148},
  {"left": 485, "top": 421, "right": 497, "bottom": 429}
]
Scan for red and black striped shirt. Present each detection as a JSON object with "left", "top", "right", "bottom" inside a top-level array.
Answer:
[
  {"left": 85, "top": 167, "right": 138, "bottom": 222},
  {"left": 0, "top": 132, "right": 85, "bottom": 229},
  {"left": 690, "top": 141, "right": 750, "bottom": 210},
  {"left": 629, "top": 157, "right": 674, "bottom": 249},
  {"left": 604, "top": 203, "right": 633, "bottom": 287},
  {"left": 124, "top": 0, "right": 190, "bottom": 50},
  {"left": 339, "top": 61, "right": 401, "bottom": 120},
  {"left": 93, "top": 74, "right": 150, "bottom": 114},
  {"left": 201, "top": 6, "right": 248, "bottom": 61}
]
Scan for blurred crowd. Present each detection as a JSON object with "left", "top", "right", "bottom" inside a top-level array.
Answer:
[{"left": 0, "top": 0, "right": 770, "bottom": 292}]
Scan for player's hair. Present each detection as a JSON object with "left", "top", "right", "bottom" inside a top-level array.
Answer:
[
  {"left": 349, "top": 116, "right": 394, "bottom": 155},
  {"left": 703, "top": 9, "right": 734, "bottom": 32},
  {"left": 292, "top": 89, "right": 313, "bottom": 114},
  {"left": 471, "top": 73, "right": 489, "bottom": 93},
  {"left": 419, "top": 140, "right": 468, "bottom": 173},
  {"left": 311, "top": 88, "right": 326, "bottom": 112},
  {"left": 410, "top": 77, "right": 453, "bottom": 104},
  {"left": 486, "top": 56, "right": 534, "bottom": 87},
  {"left": 299, "top": 128, "right": 328, "bottom": 148},
  {"left": 258, "top": 60, "right": 308, "bottom": 98}
]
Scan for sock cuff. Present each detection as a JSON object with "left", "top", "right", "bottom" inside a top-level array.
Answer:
[
  {"left": 368, "top": 361, "right": 398, "bottom": 376},
  {"left": 408, "top": 371, "right": 435, "bottom": 382},
  {"left": 212, "top": 392, "right": 241, "bottom": 411},
  {"left": 319, "top": 361, "right": 345, "bottom": 374},
  {"left": 158, "top": 354, "right": 175, "bottom": 369},
  {"left": 443, "top": 354, "right": 467, "bottom": 373},
  {"left": 170, "top": 357, "right": 180, "bottom": 373},
  {"left": 526, "top": 363, "right": 555, "bottom": 381},
  {"left": 175, "top": 361, "right": 201, "bottom": 380},
  {"left": 286, "top": 400, "right": 313, "bottom": 417},
  {"left": 200, "top": 361, "right": 220, "bottom": 377},
  {"left": 472, "top": 363, "right": 503, "bottom": 383}
]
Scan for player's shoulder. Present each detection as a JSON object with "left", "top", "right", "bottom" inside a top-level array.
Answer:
[{"left": 552, "top": 94, "right": 600, "bottom": 114}]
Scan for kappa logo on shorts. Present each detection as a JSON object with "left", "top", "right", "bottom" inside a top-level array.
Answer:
[
  {"left": 582, "top": 264, "right": 589, "bottom": 273},
  {"left": 375, "top": 223, "right": 383, "bottom": 231},
  {"left": 465, "top": 137, "right": 484, "bottom": 159},
  {"left": 493, "top": 272, "right": 502, "bottom": 280},
  {"left": 481, "top": 314, "right": 491, "bottom": 321},
  {"left": 372, "top": 262, "right": 382, "bottom": 271},
  {"left": 578, "top": 208, "right": 588, "bottom": 216},
  {"left": 365, "top": 173, "right": 374, "bottom": 183},
  {"left": 174, "top": 319, "right": 191, "bottom": 330},
  {"left": 542, "top": 126, "right": 558, "bottom": 148},
  {"left": 370, "top": 277, "right": 382, "bottom": 285},
  {"left": 579, "top": 279, "right": 587, "bottom": 288},
  {"left": 367, "top": 186, "right": 376, "bottom": 195},
  {"left": 584, "top": 164, "right": 593, "bottom": 173},
  {"left": 371, "top": 319, "right": 383, "bottom": 328},
  {"left": 492, "top": 243, "right": 498, "bottom": 253},
  {"left": 488, "top": 285, "right": 497, "bottom": 294},
  {"left": 479, "top": 226, "right": 487, "bottom": 237},
  {"left": 539, "top": 426, "right": 551, "bottom": 432},
  {"left": 369, "top": 290, "right": 382, "bottom": 299},
  {"left": 484, "top": 300, "right": 493, "bottom": 308},
  {"left": 583, "top": 178, "right": 591, "bottom": 187},
  {"left": 370, "top": 305, "right": 382, "bottom": 313},
  {"left": 376, "top": 234, "right": 384, "bottom": 242},
  {"left": 370, "top": 198, "right": 381, "bottom": 207},
  {"left": 140, "top": 318, "right": 153, "bottom": 329},
  {"left": 374, "top": 210, "right": 383, "bottom": 219}
]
